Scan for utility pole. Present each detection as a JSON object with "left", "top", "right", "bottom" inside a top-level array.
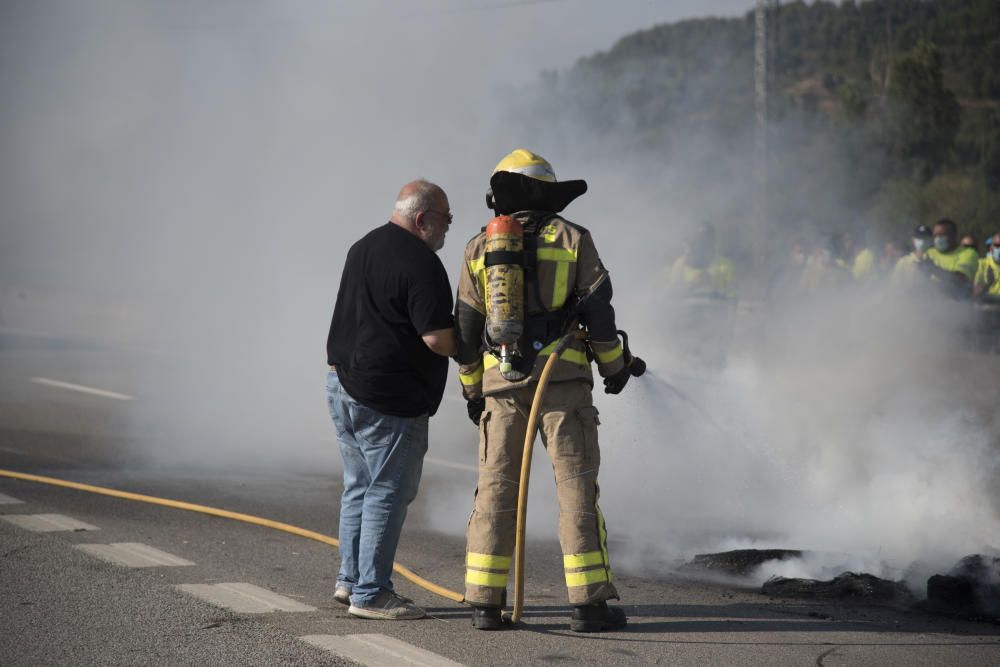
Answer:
[{"left": 754, "top": 0, "right": 778, "bottom": 236}]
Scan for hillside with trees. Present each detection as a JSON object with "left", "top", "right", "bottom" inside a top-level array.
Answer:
[{"left": 521, "top": 0, "right": 1000, "bottom": 248}]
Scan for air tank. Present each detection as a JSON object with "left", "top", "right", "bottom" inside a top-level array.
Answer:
[{"left": 484, "top": 216, "right": 525, "bottom": 378}]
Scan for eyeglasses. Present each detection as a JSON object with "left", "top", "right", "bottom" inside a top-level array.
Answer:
[{"left": 425, "top": 209, "right": 453, "bottom": 225}]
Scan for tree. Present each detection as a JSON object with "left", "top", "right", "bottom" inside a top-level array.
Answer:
[
  {"left": 884, "top": 40, "right": 961, "bottom": 177},
  {"left": 838, "top": 80, "right": 869, "bottom": 120}
]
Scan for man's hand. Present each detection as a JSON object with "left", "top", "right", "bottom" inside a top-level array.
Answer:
[
  {"left": 466, "top": 397, "right": 486, "bottom": 426},
  {"left": 603, "top": 366, "right": 631, "bottom": 395}
]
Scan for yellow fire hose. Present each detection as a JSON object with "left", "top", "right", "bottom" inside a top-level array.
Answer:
[
  {"left": 509, "top": 330, "right": 584, "bottom": 624},
  {"left": 0, "top": 468, "right": 464, "bottom": 603},
  {"left": 0, "top": 331, "right": 623, "bottom": 623}
]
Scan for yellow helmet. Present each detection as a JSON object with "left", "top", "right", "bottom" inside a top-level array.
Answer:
[{"left": 492, "top": 149, "right": 557, "bottom": 183}]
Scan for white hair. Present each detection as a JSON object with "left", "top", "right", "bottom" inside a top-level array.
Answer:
[{"left": 393, "top": 179, "right": 439, "bottom": 221}]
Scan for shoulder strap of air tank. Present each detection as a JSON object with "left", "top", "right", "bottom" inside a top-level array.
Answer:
[
  {"left": 523, "top": 213, "right": 563, "bottom": 314},
  {"left": 524, "top": 213, "right": 576, "bottom": 344}
]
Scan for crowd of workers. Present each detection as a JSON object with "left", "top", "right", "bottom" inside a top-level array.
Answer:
[
  {"left": 668, "top": 219, "right": 1000, "bottom": 304},
  {"left": 782, "top": 220, "right": 1000, "bottom": 301}
]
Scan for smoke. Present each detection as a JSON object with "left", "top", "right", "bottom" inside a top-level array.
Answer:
[
  {"left": 3, "top": 1, "right": 999, "bottom": 595},
  {"left": 596, "top": 289, "right": 1000, "bottom": 591},
  {"left": 465, "top": 19, "right": 1000, "bottom": 590}
]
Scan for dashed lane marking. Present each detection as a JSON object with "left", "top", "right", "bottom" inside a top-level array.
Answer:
[
  {"left": 30, "top": 377, "right": 134, "bottom": 401},
  {"left": 1, "top": 513, "right": 99, "bottom": 532},
  {"left": 176, "top": 582, "right": 317, "bottom": 613},
  {"left": 301, "top": 634, "right": 465, "bottom": 667},
  {"left": 0, "top": 492, "right": 24, "bottom": 504},
  {"left": 76, "top": 542, "right": 195, "bottom": 567}
]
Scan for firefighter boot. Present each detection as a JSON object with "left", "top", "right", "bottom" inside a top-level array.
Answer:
[
  {"left": 471, "top": 605, "right": 504, "bottom": 630},
  {"left": 471, "top": 588, "right": 508, "bottom": 631},
  {"left": 570, "top": 601, "right": 627, "bottom": 633}
]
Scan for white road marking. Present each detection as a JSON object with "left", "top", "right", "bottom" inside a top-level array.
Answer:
[
  {"left": 1, "top": 513, "right": 99, "bottom": 532},
  {"left": 176, "top": 582, "right": 317, "bottom": 613},
  {"left": 30, "top": 377, "right": 134, "bottom": 401},
  {"left": 301, "top": 634, "right": 465, "bottom": 667},
  {"left": 0, "top": 492, "right": 24, "bottom": 504},
  {"left": 76, "top": 542, "right": 195, "bottom": 568},
  {"left": 424, "top": 457, "right": 477, "bottom": 473}
]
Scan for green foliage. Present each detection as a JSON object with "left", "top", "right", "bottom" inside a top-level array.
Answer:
[
  {"left": 977, "top": 39, "right": 1000, "bottom": 97},
  {"left": 869, "top": 171, "right": 1000, "bottom": 241},
  {"left": 519, "top": 0, "right": 1000, "bottom": 240},
  {"left": 885, "top": 41, "right": 961, "bottom": 176},
  {"left": 837, "top": 80, "right": 869, "bottom": 120},
  {"left": 986, "top": 140, "right": 1000, "bottom": 192}
]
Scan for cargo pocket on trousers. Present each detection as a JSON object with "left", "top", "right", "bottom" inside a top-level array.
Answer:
[
  {"left": 576, "top": 405, "right": 600, "bottom": 463},
  {"left": 478, "top": 410, "right": 492, "bottom": 463}
]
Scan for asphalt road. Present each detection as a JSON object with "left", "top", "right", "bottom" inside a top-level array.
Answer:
[{"left": 2, "top": 330, "right": 999, "bottom": 666}]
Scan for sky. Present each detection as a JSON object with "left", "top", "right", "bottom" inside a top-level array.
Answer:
[{"left": 0, "top": 0, "right": 755, "bottom": 289}]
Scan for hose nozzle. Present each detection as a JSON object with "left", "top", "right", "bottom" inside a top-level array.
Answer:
[{"left": 617, "top": 329, "right": 646, "bottom": 377}]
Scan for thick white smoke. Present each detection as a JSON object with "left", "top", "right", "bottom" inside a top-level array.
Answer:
[
  {"left": 599, "top": 287, "right": 1000, "bottom": 590},
  {"left": 3, "top": 1, "right": 998, "bottom": 594}
]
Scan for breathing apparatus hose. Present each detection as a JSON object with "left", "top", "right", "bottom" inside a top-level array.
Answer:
[{"left": 509, "top": 329, "right": 585, "bottom": 624}]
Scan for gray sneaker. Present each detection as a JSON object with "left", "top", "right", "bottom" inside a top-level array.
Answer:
[
  {"left": 348, "top": 590, "right": 425, "bottom": 620},
  {"left": 336, "top": 586, "right": 412, "bottom": 607},
  {"left": 334, "top": 586, "right": 352, "bottom": 606}
]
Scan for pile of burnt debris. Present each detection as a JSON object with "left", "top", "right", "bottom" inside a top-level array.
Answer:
[
  {"left": 924, "top": 555, "right": 1000, "bottom": 620},
  {"left": 685, "top": 549, "right": 1000, "bottom": 622}
]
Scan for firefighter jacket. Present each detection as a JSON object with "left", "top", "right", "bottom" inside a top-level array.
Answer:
[{"left": 454, "top": 211, "right": 625, "bottom": 399}]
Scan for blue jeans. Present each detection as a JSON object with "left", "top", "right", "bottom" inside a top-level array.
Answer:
[{"left": 326, "top": 370, "right": 428, "bottom": 605}]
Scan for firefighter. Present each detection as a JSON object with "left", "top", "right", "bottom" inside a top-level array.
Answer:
[{"left": 454, "top": 149, "right": 639, "bottom": 633}]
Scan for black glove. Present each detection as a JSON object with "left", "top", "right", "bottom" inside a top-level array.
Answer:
[
  {"left": 467, "top": 397, "right": 486, "bottom": 426},
  {"left": 603, "top": 365, "right": 632, "bottom": 395}
]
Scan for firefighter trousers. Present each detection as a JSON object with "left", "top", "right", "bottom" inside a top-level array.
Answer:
[{"left": 464, "top": 379, "right": 619, "bottom": 607}]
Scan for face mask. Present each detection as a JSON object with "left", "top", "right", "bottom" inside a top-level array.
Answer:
[
  {"left": 992, "top": 247, "right": 1000, "bottom": 262},
  {"left": 933, "top": 235, "right": 951, "bottom": 252},
  {"left": 913, "top": 238, "right": 931, "bottom": 253}
]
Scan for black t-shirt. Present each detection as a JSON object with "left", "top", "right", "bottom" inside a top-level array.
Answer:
[{"left": 326, "top": 222, "right": 454, "bottom": 417}]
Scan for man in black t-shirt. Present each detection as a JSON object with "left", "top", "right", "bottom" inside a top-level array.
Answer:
[{"left": 325, "top": 179, "right": 456, "bottom": 620}]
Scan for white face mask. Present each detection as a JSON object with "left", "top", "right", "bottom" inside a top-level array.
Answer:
[
  {"left": 992, "top": 247, "right": 1000, "bottom": 262},
  {"left": 913, "top": 238, "right": 931, "bottom": 253},
  {"left": 933, "top": 235, "right": 951, "bottom": 252}
]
